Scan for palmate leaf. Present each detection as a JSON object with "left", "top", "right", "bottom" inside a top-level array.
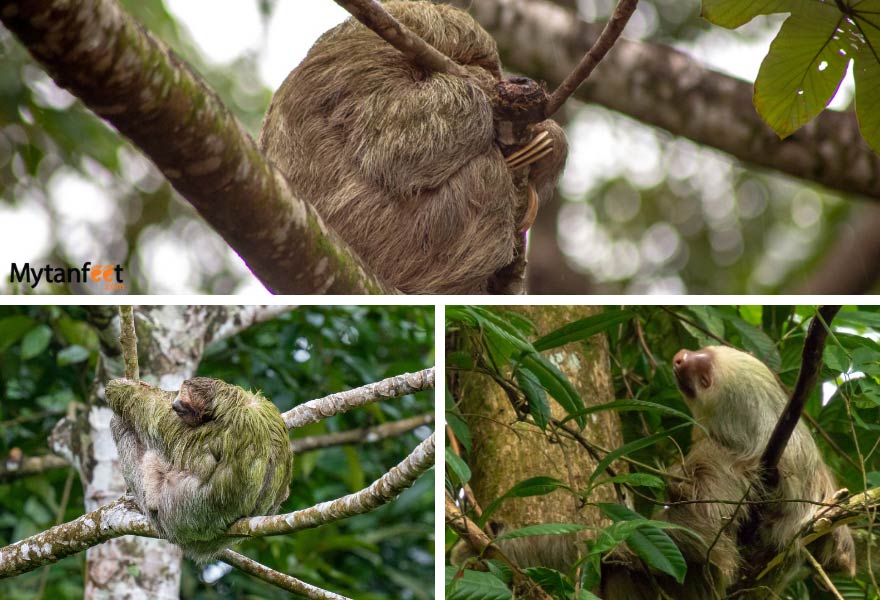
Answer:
[
  {"left": 701, "top": 0, "right": 794, "bottom": 28},
  {"left": 754, "top": 4, "right": 849, "bottom": 138},
  {"left": 853, "top": 0, "right": 880, "bottom": 154}
]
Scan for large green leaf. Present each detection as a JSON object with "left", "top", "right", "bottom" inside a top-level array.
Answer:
[
  {"left": 754, "top": 5, "right": 848, "bottom": 138},
  {"left": 481, "top": 477, "right": 570, "bottom": 523},
  {"left": 701, "top": 0, "right": 794, "bottom": 28},
  {"left": 519, "top": 353, "right": 586, "bottom": 427},
  {"left": 532, "top": 309, "right": 634, "bottom": 352},
  {"left": 588, "top": 423, "right": 690, "bottom": 486},
  {"left": 514, "top": 367, "right": 551, "bottom": 430},
  {"left": 854, "top": 1, "right": 880, "bottom": 154},
  {"left": 446, "top": 567, "right": 512, "bottom": 600},
  {"left": 598, "top": 504, "right": 689, "bottom": 583}
]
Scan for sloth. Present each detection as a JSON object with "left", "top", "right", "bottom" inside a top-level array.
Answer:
[
  {"left": 107, "top": 377, "right": 293, "bottom": 562},
  {"left": 601, "top": 345, "right": 855, "bottom": 598},
  {"left": 259, "top": 1, "right": 567, "bottom": 294}
]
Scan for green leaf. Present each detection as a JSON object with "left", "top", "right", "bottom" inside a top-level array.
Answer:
[
  {"left": 823, "top": 344, "right": 850, "bottom": 374},
  {"left": 701, "top": 0, "right": 794, "bottom": 28},
  {"left": 754, "top": 6, "right": 849, "bottom": 138},
  {"left": 0, "top": 315, "right": 37, "bottom": 351},
  {"left": 724, "top": 312, "right": 781, "bottom": 369},
  {"left": 598, "top": 504, "right": 688, "bottom": 583},
  {"left": 20, "top": 324, "right": 53, "bottom": 360},
  {"left": 533, "top": 310, "right": 634, "bottom": 352},
  {"left": 591, "top": 472, "right": 665, "bottom": 491},
  {"left": 854, "top": 2, "right": 880, "bottom": 155},
  {"left": 519, "top": 353, "right": 586, "bottom": 427},
  {"left": 514, "top": 367, "right": 550, "bottom": 430},
  {"left": 494, "top": 522, "right": 587, "bottom": 542},
  {"left": 57, "top": 345, "right": 91, "bottom": 366},
  {"left": 446, "top": 567, "right": 512, "bottom": 600},
  {"left": 446, "top": 448, "right": 472, "bottom": 486},
  {"left": 589, "top": 423, "right": 690, "bottom": 486}
]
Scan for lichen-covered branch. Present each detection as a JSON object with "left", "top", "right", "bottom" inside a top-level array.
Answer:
[
  {"left": 220, "top": 550, "right": 352, "bottom": 600},
  {"left": 118, "top": 305, "right": 139, "bottom": 381},
  {"left": 453, "top": 0, "right": 880, "bottom": 201},
  {"left": 0, "top": 498, "right": 151, "bottom": 578},
  {"left": 284, "top": 368, "right": 435, "bottom": 429},
  {"left": 291, "top": 413, "right": 434, "bottom": 453},
  {"left": 0, "top": 434, "right": 435, "bottom": 576},
  {"left": 205, "top": 305, "right": 296, "bottom": 344},
  {"left": 0, "top": 0, "right": 390, "bottom": 294},
  {"left": 229, "top": 433, "right": 434, "bottom": 536}
]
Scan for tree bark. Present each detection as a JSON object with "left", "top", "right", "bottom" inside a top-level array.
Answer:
[{"left": 450, "top": 305, "right": 620, "bottom": 572}]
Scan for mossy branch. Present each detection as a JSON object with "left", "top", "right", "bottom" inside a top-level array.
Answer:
[{"left": 118, "top": 305, "right": 138, "bottom": 381}]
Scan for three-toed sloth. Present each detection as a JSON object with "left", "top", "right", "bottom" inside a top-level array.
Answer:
[
  {"left": 107, "top": 377, "right": 293, "bottom": 562},
  {"left": 259, "top": 1, "right": 567, "bottom": 294}
]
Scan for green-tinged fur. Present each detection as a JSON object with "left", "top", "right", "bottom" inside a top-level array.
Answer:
[{"left": 106, "top": 378, "right": 293, "bottom": 562}]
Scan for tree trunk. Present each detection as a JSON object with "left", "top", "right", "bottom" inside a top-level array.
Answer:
[{"left": 451, "top": 305, "right": 620, "bottom": 573}]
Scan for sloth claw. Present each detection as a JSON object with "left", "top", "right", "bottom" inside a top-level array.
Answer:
[
  {"left": 506, "top": 130, "right": 553, "bottom": 171},
  {"left": 518, "top": 185, "right": 539, "bottom": 234}
]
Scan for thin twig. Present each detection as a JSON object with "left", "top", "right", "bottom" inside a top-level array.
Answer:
[
  {"left": 544, "top": 0, "right": 639, "bottom": 117},
  {"left": 333, "top": 0, "right": 467, "bottom": 77},
  {"left": 221, "top": 550, "right": 351, "bottom": 600},
  {"left": 804, "top": 548, "right": 845, "bottom": 600},
  {"left": 118, "top": 306, "right": 138, "bottom": 381}
]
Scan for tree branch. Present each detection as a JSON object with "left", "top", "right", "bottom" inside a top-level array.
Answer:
[
  {"left": 291, "top": 413, "right": 434, "bottom": 453},
  {"left": 118, "top": 305, "right": 138, "bottom": 381},
  {"left": 221, "top": 550, "right": 352, "bottom": 600},
  {"left": 0, "top": 434, "right": 435, "bottom": 577},
  {"left": 453, "top": 0, "right": 880, "bottom": 201},
  {"left": 0, "top": 453, "right": 69, "bottom": 483},
  {"left": 229, "top": 433, "right": 434, "bottom": 536},
  {"left": 445, "top": 491, "right": 554, "bottom": 600},
  {"left": 544, "top": 0, "right": 638, "bottom": 117},
  {"left": 333, "top": 0, "right": 467, "bottom": 77},
  {"left": 0, "top": 0, "right": 390, "bottom": 294},
  {"left": 760, "top": 306, "right": 841, "bottom": 483},
  {"left": 284, "top": 368, "right": 435, "bottom": 429}
]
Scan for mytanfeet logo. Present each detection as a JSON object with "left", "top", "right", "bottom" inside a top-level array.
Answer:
[{"left": 9, "top": 262, "right": 125, "bottom": 292}]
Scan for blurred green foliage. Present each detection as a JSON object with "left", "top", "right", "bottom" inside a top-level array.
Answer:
[{"left": 0, "top": 305, "right": 435, "bottom": 600}]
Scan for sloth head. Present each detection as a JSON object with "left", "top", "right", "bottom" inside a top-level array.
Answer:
[{"left": 672, "top": 346, "right": 788, "bottom": 448}]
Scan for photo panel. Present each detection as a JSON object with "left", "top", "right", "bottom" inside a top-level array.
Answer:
[
  {"left": 445, "top": 305, "right": 879, "bottom": 599},
  {"left": 0, "top": 304, "right": 435, "bottom": 599}
]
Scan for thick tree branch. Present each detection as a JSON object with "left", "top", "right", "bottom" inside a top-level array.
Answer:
[
  {"left": 205, "top": 305, "right": 296, "bottom": 344},
  {"left": 0, "top": 0, "right": 390, "bottom": 294},
  {"left": 0, "top": 498, "right": 150, "bottom": 578},
  {"left": 291, "top": 413, "right": 434, "bottom": 453},
  {"left": 334, "top": 0, "right": 467, "bottom": 77},
  {"left": 453, "top": 0, "right": 880, "bottom": 201},
  {"left": 284, "top": 368, "right": 435, "bottom": 429},
  {"left": 221, "top": 550, "right": 352, "bottom": 600}
]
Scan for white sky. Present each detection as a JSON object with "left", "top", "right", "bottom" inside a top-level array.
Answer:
[{"left": 0, "top": 2, "right": 856, "bottom": 294}]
